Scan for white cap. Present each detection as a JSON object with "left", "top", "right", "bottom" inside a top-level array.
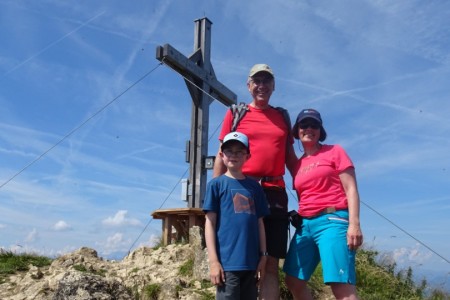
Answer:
[{"left": 221, "top": 132, "right": 249, "bottom": 152}]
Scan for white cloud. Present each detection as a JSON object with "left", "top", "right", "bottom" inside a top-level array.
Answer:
[
  {"left": 390, "top": 243, "right": 433, "bottom": 267},
  {"left": 53, "top": 220, "right": 72, "bottom": 231},
  {"left": 102, "top": 210, "right": 142, "bottom": 227},
  {"left": 25, "top": 228, "right": 39, "bottom": 243},
  {"left": 99, "top": 232, "right": 133, "bottom": 256},
  {"left": 106, "top": 232, "right": 124, "bottom": 245},
  {"left": 0, "top": 224, "right": 5, "bottom": 229},
  {"left": 137, "top": 233, "right": 161, "bottom": 249}
]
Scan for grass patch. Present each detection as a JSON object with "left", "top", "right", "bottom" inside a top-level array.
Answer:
[
  {"left": 356, "top": 249, "right": 425, "bottom": 299},
  {"left": 194, "top": 289, "right": 215, "bottom": 300},
  {"left": 0, "top": 251, "right": 52, "bottom": 283},
  {"left": 73, "top": 264, "right": 106, "bottom": 277},
  {"left": 278, "top": 249, "right": 448, "bottom": 300},
  {"left": 73, "top": 264, "right": 88, "bottom": 272},
  {"left": 200, "top": 279, "right": 213, "bottom": 289},
  {"left": 152, "top": 237, "right": 163, "bottom": 250},
  {"left": 143, "top": 283, "right": 161, "bottom": 300},
  {"left": 179, "top": 258, "right": 194, "bottom": 277}
]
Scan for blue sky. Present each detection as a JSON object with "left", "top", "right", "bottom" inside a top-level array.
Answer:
[{"left": 1, "top": 0, "right": 449, "bottom": 291}]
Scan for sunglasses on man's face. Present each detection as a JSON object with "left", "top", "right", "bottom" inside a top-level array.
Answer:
[
  {"left": 298, "top": 122, "right": 320, "bottom": 130},
  {"left": 250, "top": 77, "right": 273, "bottom": 85}
]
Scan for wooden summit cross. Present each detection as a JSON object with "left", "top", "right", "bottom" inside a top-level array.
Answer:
[{"left": 152, "top": 18, "right": 237, "bottom": 245}]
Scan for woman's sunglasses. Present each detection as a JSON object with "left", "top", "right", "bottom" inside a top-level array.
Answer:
[{"left": 298, "top": 122, "right": 320, "bottom": 130}]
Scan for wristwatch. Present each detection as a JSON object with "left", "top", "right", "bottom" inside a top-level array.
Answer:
[{"left": 260, "top": 251, "right": 269, "bottom": 256}]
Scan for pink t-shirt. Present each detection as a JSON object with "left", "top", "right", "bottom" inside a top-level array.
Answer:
[
  {"left": 293, "top": 144, "right": 354, "bottom": 217},
  {"left": 219, "top": 105, "right": 292, "bottom": 187}
]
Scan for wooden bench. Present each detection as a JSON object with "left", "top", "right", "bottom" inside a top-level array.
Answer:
[{"left": 151, "top": 208, "right": 205, "bottom": 245}]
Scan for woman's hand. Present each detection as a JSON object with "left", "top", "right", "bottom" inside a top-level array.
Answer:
[
  {"left": 347, "top": 223, "right": 363, "bottom": 250},
  {"left": 340, "top": 168, "right": 363, "bottom": 250}
]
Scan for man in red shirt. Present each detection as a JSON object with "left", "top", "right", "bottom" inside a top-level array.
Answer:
[{"left": 213, "top": 64, "right": 297, "bottom": 299}]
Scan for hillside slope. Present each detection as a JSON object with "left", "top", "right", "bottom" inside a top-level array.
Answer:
[{"left": 0, "top": 227, "right": 448, "bottom": 299}]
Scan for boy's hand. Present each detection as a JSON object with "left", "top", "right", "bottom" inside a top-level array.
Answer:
[{"left": 209, "top": 261, "right": 225, "bottom": 286}]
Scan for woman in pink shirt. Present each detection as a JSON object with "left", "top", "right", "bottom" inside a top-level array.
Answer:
[{"left": 283, "top": 108, "right": 363, "bottom": 300}]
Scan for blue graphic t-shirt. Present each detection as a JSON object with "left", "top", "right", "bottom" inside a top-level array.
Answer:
[{"left": 203, "top": 175, "right": 270, "bottom": 271}]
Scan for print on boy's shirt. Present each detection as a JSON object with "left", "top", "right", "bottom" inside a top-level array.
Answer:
[
  {"left": 232, "top": 190, "right": 256, "bottom": 214},
  {"left": 300, "top": 162, "right": 320, "bottom": 174}
]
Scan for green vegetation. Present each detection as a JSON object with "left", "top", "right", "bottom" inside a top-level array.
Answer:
[
  {"left": 179, "top": 258, "right": 194, "bottom": 277},
  {"left": 0, "top": 250, "right": 52, "bottom": 284},
  {"left": 151, "top": 237, "right": 163, "bottom": 250},
  {"left": 1, "top": 248, "right": 448, "bottom": 299},
  {"left": 278, "top": 249, "right": 449, "bottom": 300},
  {"left": 73, "top": 264, "right": 107, "bottom": 277},
  {"left": 73, "top": 264, "right": 87, "bottom": 272},
  {"left": 143, "top": 283, "right": 161, "bottom": 300},
  {"left": 194, "top": 289, "right": 215, "bottom": 300},
  {"left": 200, "top": 279, "right": 213, "bottom": 289},
  {"left": 355, "top": 249, "right": 447, "bottom": 300}
]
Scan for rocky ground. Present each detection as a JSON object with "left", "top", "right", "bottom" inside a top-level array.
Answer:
[{"left": 0, "top": 228, "right": 214, "bottom": 300}]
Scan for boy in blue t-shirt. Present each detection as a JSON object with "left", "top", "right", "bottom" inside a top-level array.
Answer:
[{"left": 203, "top": 131, "right": 270, "bottom": 299}]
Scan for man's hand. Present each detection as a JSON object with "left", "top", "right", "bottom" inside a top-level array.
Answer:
[{"left": 255, "top": 256, "right": 267, "bottom": 287}]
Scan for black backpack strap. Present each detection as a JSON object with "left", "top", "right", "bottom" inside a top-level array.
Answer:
[
  {"left": 271, "top": 106, "right": 293, "bottom": 150},
  {"left": 230, "top": 102, "right": 249, "bottom": 131},
  {"left": 273, "top": 106, "right": 292, "bottom": 131}
]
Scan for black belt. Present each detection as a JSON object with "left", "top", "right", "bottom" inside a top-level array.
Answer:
[{"left": 248, "top": 175, "right": 283, "bottom": 182}]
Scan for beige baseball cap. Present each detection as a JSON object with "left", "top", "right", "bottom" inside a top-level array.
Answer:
[{"left": 248, "top": 64, "right": 274, "bottom": 78}]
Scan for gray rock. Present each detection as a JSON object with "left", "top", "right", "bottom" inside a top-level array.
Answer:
[
  {"left": 53, "top": 272, "right": 132, "bottom": 300},
  {"left": 0, "top": 226, "right": 215, "bottom": 300}
]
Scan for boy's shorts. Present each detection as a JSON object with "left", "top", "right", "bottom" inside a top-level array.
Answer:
[
  {"left": 263, "top": 188, "right": 289, "bottom": 259},
  {"left": 283, "top": 210, "right": 356, "bottom": 284},
  {"left": 216, "top": 271, "right": 257, "bottom": 299}
]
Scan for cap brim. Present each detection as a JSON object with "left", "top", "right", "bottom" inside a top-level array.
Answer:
[
  {"left": 249, "top": 71, "right": 274, "bottom": 78},
  {"left": 221, "top": 140, "right": 249, "bottom": 151},
  {"left": 298, "top": 115, "right": 321, "bottom": 124}
]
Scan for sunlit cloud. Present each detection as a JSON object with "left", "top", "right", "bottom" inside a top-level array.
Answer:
[
  {"left": 53, "top": 220, "right": 72, "bottom": 231},
  {"left": 102, "top": 210, "right": 142, "bottom": 227},
  {"left": 391, "top": 244, "right": 433, "bottom": 266}
]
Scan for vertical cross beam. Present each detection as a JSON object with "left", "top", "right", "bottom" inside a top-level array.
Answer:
[
  {"left": 156, "top": 18, "right": 236, "bottom": 208},
  {"left": 189, "top": 18, "right": 212, "bottom": 209}
]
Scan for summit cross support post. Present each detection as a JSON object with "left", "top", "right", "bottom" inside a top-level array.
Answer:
[{"left": 156, "top": 17, "right": 237, "bottom": 209}]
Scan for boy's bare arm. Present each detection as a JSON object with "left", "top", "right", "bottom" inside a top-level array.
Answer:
[{"left": 205, "top": 212, "right": 225, "bottom": 285}]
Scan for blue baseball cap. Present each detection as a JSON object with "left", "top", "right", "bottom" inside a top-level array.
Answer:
[
  {"left": 294, "top": 108, "right": 322, "bottom": 125},
  {"left": 221, "top": 131, "right": 250, "bottom": 152},
  {"left": 292, "top": 108, "right": 327, "bottom": 141}
]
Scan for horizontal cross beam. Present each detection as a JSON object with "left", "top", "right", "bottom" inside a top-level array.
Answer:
[{"left": 156, "top": 43, "right": 237, "bottom": 107}]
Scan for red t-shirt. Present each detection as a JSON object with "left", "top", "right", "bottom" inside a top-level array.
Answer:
[
  {"left": 219, "top": 105, "right": 292, "bottom": 187},
  {"left": 293, "top": 144, "right": 354, "bottom": 217}
]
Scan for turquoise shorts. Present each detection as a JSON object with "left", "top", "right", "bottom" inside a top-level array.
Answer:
[{"left": 283, "top": 210, "right": 356, "bottom": 284}]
